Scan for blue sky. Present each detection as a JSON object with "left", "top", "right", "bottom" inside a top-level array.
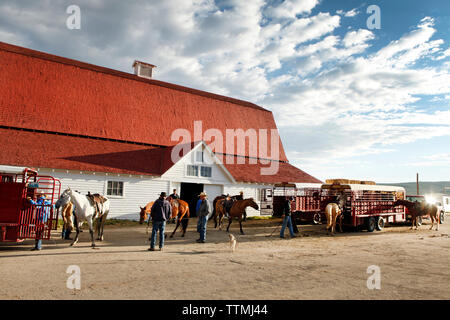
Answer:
[{"left": 0, "top": 0, "right": 449, "bottom": 182}]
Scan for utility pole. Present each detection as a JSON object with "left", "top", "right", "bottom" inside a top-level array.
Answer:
[{"left": 416, "top": 173, "right": 419, "bottom": 195}]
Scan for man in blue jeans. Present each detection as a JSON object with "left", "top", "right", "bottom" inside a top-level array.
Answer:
[
  {"left": 280, "top": 196, "right": 296, "bottom": 239},
  {"left": 149, "top": 192, "right": 172, "bottom": 251},
  {"left": 196, "top": 192, "right": 210, "bottom": 243},
  {"left": 27, "top": 193, "right": 51, "bottom": 251}
]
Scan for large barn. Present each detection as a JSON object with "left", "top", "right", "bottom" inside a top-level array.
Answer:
[{"left": 0, "top": 41, "right": 322, "bottom": 219}]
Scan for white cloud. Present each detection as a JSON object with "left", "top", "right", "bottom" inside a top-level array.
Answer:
[
  {"left": 265, "top": 0, "right": 320, "bottom": 19},
  {"left": 436, "top": 48, "right": 450, "bottom": 60},
  {"left": 344, "top": 9, "right": 358, "bottom": 17}
]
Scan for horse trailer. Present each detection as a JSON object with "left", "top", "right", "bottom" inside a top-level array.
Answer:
[
  {"left": 321, "top": 183, "right": 406, "bottom": 232},
  {"left": 272, "top": 182, "right": 406, "bottom": 232},
  {"left": 0, "top": 168, "right": 60, "bottom": 242}
]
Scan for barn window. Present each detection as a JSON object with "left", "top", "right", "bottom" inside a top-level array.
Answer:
[
  {"left": 200, "top": 166, "right": 212, "bottom": 177},
  {"left": 107, "top": 181, "right": 124, "bottom": 196},
  {"left": 187, "top": 165, "right": 199, "bottom": 177},
  {"left": 196, "top": 151, "right": 204, "bottom": 163}
]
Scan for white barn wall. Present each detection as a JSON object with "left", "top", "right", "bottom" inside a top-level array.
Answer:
[{"left": 38, "top": 169, "right": 170, "bottom": 220}]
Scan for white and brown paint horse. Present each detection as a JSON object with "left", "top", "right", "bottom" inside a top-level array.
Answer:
[{"left": 56, "top": 188, "right": 110, "bottom": 247}]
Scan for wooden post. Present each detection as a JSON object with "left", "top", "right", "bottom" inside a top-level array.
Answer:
[{"left": 416, "top": 173, "right": 419, "bottom": 195}]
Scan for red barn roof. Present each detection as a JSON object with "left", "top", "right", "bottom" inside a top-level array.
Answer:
[
  {"left": 0, "top": 41, "right": 286, "bottom": 162},
  {"left": 0, "top": 128, "right": 321, "bottom": 184},
  {"left": 0, "top": 41, "right": 322, "bottom": 184}
]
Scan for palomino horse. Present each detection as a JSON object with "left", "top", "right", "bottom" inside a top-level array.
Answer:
[
  {"left": 166, "top": 196, "right": 190, "bottom": 238},
  {"left": 393, "top": 199, "right": 440, "bottom": 231},
  {"left": 55, "top": 200, "right": 74, "bottom": 239},
  {"left": 324, "top": 203, "right": 342, "bottom": 235},
  {"left": 226, "top": 198, "right": 259, "bottom": 235},
  {"left": 57, "top": 188, "right": 110, "bottom": 247}
]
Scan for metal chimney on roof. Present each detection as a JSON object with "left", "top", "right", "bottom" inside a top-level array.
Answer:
[{"left": 133, "top": 60, "right": 156, "bottom": 79}]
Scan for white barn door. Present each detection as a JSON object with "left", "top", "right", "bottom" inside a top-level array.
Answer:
[{"left": 204, "top": 184, "right": 223, "bottom": 202}]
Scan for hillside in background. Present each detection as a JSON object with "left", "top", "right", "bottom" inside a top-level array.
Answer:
[{"left": 381, "top": 181, "right": 450, "bottom": 195}]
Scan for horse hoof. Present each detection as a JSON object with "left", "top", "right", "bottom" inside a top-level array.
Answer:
[
  {"left": 181, "top": 234, "right": 185, "bottom": 237},
  {"left": 169, "top": 235, "right": 173, "bottom": 238}
]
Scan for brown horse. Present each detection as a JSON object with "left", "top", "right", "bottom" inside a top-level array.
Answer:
[
  {"left": 166, "top": 196, "right": 190, "bottom": 238},
  {"left": 211, "top": 194, "right": 243, "bottom": 228},
  {"left": 226, "top": 198, "right": 259, "bottom": 235},
  {"left": 210, "top": 195, "right": 227, "bottom": 227},
  {"left": 139, "top": 201, "right": 154, "bottom": 224},
  {"left": 393, "top": 199, "right": 440, "bottom": 230},
  {"left": 214, "top": 198, "right": 227, "bottom": 230}
]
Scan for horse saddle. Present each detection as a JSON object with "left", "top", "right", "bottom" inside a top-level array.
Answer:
[
  {"left": 223, "top": 199, "right": 234, "bottom": 212},
  {"left": 87, "top": 192, "right": 107, "bottom": 218}
]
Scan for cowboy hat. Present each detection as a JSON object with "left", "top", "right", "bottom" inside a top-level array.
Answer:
[{"left": 198, "top": 192, "right": 207, "bottom": 197}]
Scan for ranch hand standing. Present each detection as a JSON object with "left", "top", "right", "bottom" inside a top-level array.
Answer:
[
  {"left": 27, "top": 193, "right": 51, "bottom": 251},
  {"left": 149, "top": 192, "right": 172, "bottom": 251},
  {"left": 196, "top": 192, "right": 210, "bottom": 243},
  {"left": 280, "top": 196, "right": 296, "bottom": 239}
]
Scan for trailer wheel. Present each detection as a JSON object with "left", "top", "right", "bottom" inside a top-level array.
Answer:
[
  {"left": 313, "top": 213, "right": 321, "bottom": 225},
  {"left": 375, "top": 217, "right": 385, "bottom": 231},
  {"left": 366, "top": 217, "right": 376, "bottom": 232},
  {"left": 440, "top": 211, "right": 445, "bottom": 224}
]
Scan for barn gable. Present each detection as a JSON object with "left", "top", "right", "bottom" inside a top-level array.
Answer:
[{"left": 161, "top": 141, "right": 236, "bottom": 184}]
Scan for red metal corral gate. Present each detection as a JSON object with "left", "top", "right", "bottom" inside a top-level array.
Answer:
[{"left": 0, "top": 169, "right": 61, "bottom": 242}]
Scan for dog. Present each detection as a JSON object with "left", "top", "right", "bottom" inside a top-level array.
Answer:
[{"left": 229, "top": 234, "right": 237, "bottom": 252}]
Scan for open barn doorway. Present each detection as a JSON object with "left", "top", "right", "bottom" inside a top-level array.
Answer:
[{"left": 180, "top": 182, "right": 204, "bottom": 217}]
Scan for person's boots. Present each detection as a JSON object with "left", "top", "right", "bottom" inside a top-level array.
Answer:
[
  {"left": 64, "top": 226, "right": 73, "bottom": 240},
  {"left": 31, "top": 239, "right": 42, "bottom": 251}
]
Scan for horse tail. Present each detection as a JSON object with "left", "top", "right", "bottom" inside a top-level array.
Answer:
[
  {"left": 325, "top": 204, "right": 332, "bottom": 229},
  {"left": 209, "top": 200, "right": 217, "bottom": 221},
  {"left": 181, "top": 206, "right": 189, "bottom": 233}
]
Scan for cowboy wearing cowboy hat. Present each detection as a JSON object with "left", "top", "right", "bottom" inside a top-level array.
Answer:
[
  {"left": 196, "top": 192, "right": 210, "bottom": 243},
  {"left": 148, "top": 192, "right": 172, "bottom": 251}
]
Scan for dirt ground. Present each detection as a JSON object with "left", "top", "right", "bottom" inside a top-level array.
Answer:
[{"left": 1, "top": 216, "right": 449, "bottom": 300}]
